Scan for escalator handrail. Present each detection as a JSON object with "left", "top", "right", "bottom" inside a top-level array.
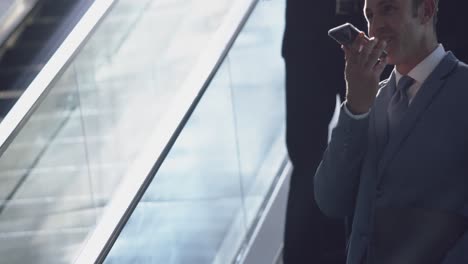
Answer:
[
  {"left": 0, "top": 0, "right": 116, "bottom": 157},
  {"left": 73, "top": 0, "right": 261, "bottom": 263}
]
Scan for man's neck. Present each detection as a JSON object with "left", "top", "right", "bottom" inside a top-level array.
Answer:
[{"left": 396, "top": 42, "right": 439, "bottom": 75}]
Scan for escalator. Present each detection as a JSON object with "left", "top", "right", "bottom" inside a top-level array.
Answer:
[
  {"left": 0, "top": 0, "right": 93, "bottom": 117},
  {"left": 0, "top": 0, "right": 288, "bottom": 263}
]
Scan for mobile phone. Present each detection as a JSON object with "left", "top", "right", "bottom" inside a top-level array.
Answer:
[{"left": 328, "top": 23, "right": 387, "bottom": 58}]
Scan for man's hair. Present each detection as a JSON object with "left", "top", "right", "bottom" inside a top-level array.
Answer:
[{"left": 412, "top": 0, "right": 439, "bottom": 28}]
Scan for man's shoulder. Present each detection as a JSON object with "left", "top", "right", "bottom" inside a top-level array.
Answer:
[
  {"left": 444, "top": 52, "right": 468, "bottom": 76},
  {"left": 455, "top": 60, "right": 468, "bottom": 75},
  {"left": 447, "top": 59, "right": 468, "bottom": 83},
  {"left": 442, "top": 59, "right": 468, "bottom": 99}
]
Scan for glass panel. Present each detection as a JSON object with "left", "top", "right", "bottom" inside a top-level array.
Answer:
[
  {"left": 105, "top": 0, "right": 287, "bottom": 262},
  {"left": 0, "top": 67, "right": 94, "bottom": 264},
  {"left": 0, "top": 0, "right": 236, "bottom": 263},
  {"left": 228, "top": 0, "right": 287, "bottom": 226},
  {"left": 105, "top": 61, "right": 246, "bottom": 264},
  {"left": 73, "top": 0, "right": 235, "bottom": 203}
]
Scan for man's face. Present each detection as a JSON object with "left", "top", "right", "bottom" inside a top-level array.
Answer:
[{"left": 364, "top": 0, "right": 425, "bottom": 65}]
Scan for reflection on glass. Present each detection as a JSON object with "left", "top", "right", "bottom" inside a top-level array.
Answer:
[
  {"left": 0, "top": 0, "right": 235, "bottom": 262},
  {"left": 228, "top": 0, "right": 286, "bottom": 227},
  {"left": 106, "top": 61, "right": 247, "bottom": 264},
  {"left": 105, "top": 0, "right": 286, "bottom": 262},
  {"left": 0, "top": 70, "right": 94, "bottom": 264}
]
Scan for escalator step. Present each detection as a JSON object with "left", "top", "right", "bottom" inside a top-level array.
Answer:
[
  {"left": 0, "top": 97, "right": 19, "bottom": 117},
  {"left": 8, "top": 41, "right": 46, "bottom": 52},
  {"left": 38, "top": 0, "right": 77, "bottom": 18},
  {"left": 16, "top": 22, "right": 58, "bottom": 44},
  {"left": 0, "top": 71, "right": 18, "bottom": 90},
  {"left": 0, "top": 46, "right": 47, "bottom": 68},
  {"left": 33, "top": 16, "right": 63, "bottom": 27},
  {"left": 0, "top": 68, "right": 40, "bottom": 91}
]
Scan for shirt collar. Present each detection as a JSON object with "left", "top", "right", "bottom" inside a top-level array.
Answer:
[{"left": 395, "top": 44, "right": 446, "bottom": 85}]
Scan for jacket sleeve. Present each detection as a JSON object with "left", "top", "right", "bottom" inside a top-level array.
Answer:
[
  {"left": 441, "top": 230, "right": 468, "bottom": 263},
  {"left": 314, "top": 102, "right": 370, "bottom": 218}
]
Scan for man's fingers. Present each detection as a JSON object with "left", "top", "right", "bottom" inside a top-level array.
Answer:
[
  {"left": 361, "top": 37, "right": 378, "bottom": 62},
  {"left": 365, "top": 40, "right": 387, "bottom": 69},
  {"left": 373, "top": 57, "right": 388, "bottom": 76},
  {"left": 351, "top": 32, "right": 365, "bottom": 52},
  {"left": 346, "top": 32, "right": 366, "bottom": 64},
  {"left": 349, "top": 32, "right": 367, "bottom": 58},
  {"left": 342, "top": 45, "right": 351, "bottom": 60}
]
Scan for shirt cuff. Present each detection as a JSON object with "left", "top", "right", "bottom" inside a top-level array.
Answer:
[{"left": 343, "top": 102, "right": 370, "bottom": 120}]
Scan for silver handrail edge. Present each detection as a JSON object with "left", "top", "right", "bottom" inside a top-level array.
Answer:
[
  {"left": 212, "top": 131, "right": 288, "bottom": 264},
  {"left": 236, "top": 161, "right": 292, "bottom": 264},
  {"left": 73, "top": 0, "right": 260, "bottom": 262},
  {"left": 0, "top": 0, "right": 116, "bottom": 157}
]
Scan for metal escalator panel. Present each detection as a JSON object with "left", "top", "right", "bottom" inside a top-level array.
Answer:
[
  {"left": 0, "top": 0, "right": 244, "bottom": 263},
  {"left": 0, "top": 0, "right": 93, "bottom": 118},
  {"left": 93, "top": 0, "right": 286, "bottom": 262}
]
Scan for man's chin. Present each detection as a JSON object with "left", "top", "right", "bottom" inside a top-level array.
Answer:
[
  {"left": 383, "top": 52, "right": 397, "bottom": 65},
  {"left": 385, "top": 56, "right": 396, "bottom": 65},
  {"left": 383, "top": 44, "right": 400, "bottom": 65}
]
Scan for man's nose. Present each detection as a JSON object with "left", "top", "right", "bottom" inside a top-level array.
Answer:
[
  {"left": 367, "top": 25, "right": 376, "bottom": 38},
  {"left": 368, "top": 22, "right": 378, "bottom": 38}
]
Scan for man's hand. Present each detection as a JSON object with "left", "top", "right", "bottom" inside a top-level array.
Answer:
[{"left": 342, "top": 32, "right": 387, "bottom": 114}]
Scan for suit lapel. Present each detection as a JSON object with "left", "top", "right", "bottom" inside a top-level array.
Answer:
[
  {"left": 377, "top": 52, "right": 459, "bottom": 177},
  {"left": 374, "top": 72, "right": 395, "bottom": 156}
]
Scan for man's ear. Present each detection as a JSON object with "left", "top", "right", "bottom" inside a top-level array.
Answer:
[{"left": 421, "top": 0, "right": 436, "bottom": 24}]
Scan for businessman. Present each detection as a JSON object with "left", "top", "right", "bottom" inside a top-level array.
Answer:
[
  {"left": 315, "top": 0, "right": 468, "bottom": 263},
  {"left": 282, "top": 1, "right": 366, "bottom": 263}
]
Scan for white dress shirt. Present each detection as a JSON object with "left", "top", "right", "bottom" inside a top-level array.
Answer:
[{"left": 344, "top": 44, "right": 446, "bottom": 119}]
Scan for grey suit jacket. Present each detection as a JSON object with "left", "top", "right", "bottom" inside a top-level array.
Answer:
[{"left": 314, "top": 52, "right": 468, "bottom": 264}]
